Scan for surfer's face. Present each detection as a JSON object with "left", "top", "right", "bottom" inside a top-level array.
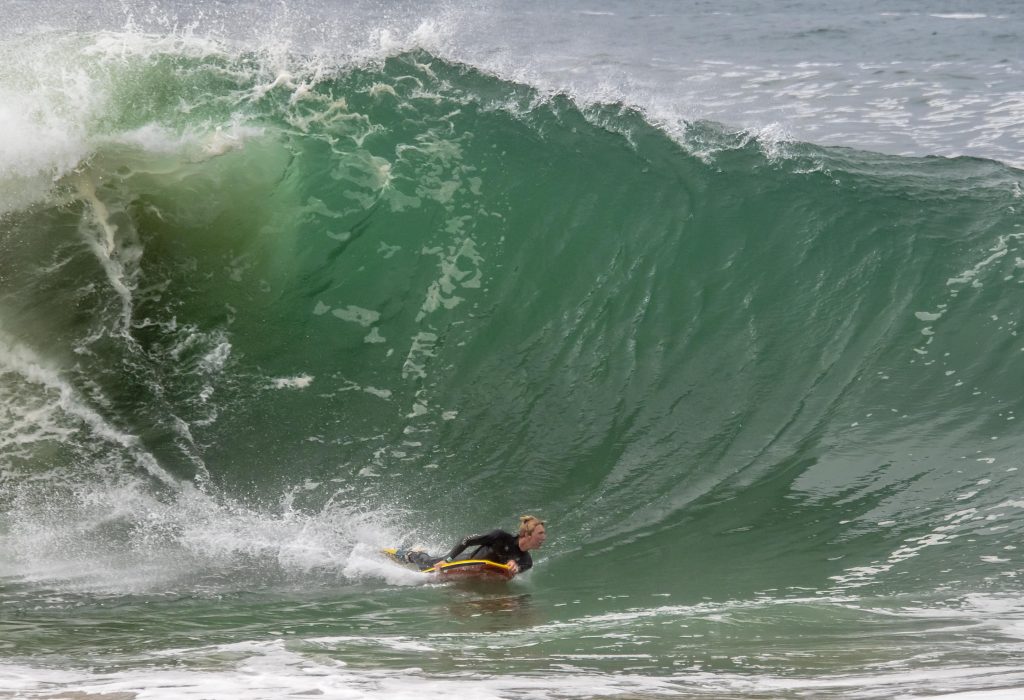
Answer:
[{"left": 521, "top": 525, "right": 546, "bottom": 551}]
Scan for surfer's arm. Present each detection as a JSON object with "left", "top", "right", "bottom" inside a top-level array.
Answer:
[{"left": 441, "top": 530, "right": 499, "bottom": 562}]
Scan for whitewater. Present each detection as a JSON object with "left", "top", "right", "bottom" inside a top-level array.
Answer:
[{"left": 2, "top": 1, "right": 1024, "bottom": 698}]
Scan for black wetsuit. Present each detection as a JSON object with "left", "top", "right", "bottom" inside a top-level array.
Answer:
[{"left": 408, "top": 529, "right": 533, "bottom": 572}]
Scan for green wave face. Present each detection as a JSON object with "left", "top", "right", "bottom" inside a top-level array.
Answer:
[{"left": 2, "top": 37, "right": 1024, "bottom": 610}]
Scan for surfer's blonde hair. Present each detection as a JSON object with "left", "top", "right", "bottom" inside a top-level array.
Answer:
[{"left": 518, "top": 515, "right": 545, "bottom": 537}]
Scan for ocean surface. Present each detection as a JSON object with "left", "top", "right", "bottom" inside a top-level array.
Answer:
[{"left": 2, "top": 1, "right": 1023, "bottom": 698}]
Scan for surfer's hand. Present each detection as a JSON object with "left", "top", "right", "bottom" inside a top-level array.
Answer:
[{"left": 507, "top": 560, "right": 519, "bottom": 575}]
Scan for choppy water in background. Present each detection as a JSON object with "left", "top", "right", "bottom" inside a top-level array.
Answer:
[{"left": 2, "top": 2, "right": 1024, "bottom": 698}]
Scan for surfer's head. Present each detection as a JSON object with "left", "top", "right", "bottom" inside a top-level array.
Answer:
[{"left": 518, "top": 515, "right": 547, "bottom": 551}]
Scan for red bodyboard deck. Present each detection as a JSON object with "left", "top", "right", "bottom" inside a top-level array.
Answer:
[{"left": 382, "top": 549, "right": 515, "bottom": 581}]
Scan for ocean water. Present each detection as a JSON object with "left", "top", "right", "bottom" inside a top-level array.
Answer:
[{"left": 2, "top": 1, "right": 1023, "bottom": 698}]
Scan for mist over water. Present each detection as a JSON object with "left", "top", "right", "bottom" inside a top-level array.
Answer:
[{"left": 2, "top": 1, "right": 1024, "bottom": 698}]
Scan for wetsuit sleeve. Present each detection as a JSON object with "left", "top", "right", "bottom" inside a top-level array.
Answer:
[
  {"left": 442, "top": 530, "right": 502, "bottom": 561},
  {"left": 517, "top": 552, "right": 533, "bottom": 573}
]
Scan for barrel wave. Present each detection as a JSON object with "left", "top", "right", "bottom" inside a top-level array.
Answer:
[{"left": 2, "top": 33, "right": 1024, "bottom": 697}]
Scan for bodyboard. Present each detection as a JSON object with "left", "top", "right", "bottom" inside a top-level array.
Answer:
[{"left": 382, "top": 548, "right": 515, "bottom": 581}]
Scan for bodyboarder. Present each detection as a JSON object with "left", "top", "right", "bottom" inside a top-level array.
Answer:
[{"left": 396, "top": 515, "right": 546, "bottom": 576}]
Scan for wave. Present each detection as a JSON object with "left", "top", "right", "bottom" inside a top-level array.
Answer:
[{"left": 1, "top": 30, "right": 1023, "bottom": 600}]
